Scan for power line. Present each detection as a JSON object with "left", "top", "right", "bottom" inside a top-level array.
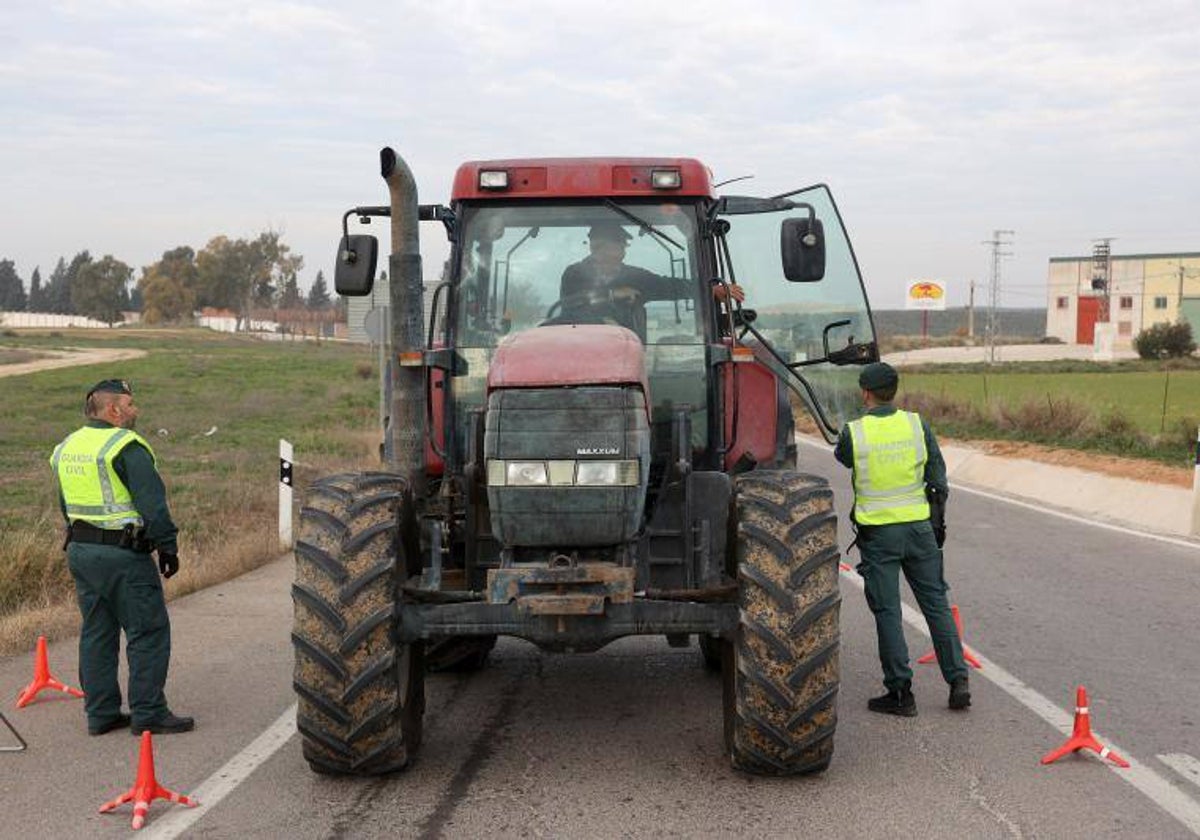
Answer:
[{"left": 982, "top": 229, "right": 1014, "bottom": 363}]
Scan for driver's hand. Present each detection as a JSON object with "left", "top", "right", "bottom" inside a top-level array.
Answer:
[
  {"left": 610, "top": 285, "right": 642, "bottom": 304},
  {"left": 713, "top": 283, "right": 745, "bottom": 303}
]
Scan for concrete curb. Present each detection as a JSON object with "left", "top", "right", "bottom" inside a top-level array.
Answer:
[{"left": 800, "top": 435, "right": 1198, "bottom": 541}]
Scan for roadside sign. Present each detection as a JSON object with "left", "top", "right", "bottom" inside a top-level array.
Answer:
[
  {"left": 364, "top": 306, "right": 388, "bottom": 343},
  {"left": 906, "top": 280, "right": 947, "bottom": 311}
]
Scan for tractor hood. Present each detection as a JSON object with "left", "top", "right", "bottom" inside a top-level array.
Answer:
[{"left": 487, "top": 325, "right": 649, "bottom": 404}]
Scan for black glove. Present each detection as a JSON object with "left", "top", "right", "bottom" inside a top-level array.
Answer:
[
  {"left": 926, "top": 486, "right": 947, "bottom": 548},
  {"left": 158, "top": 551, "right": 179, "bottom": 579}
]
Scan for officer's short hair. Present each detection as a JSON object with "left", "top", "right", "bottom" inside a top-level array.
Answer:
[{"left": 869, "top": 383, "right": 898, "bottom": 402}]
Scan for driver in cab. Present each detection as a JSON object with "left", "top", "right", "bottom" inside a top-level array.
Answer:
[{"left": 558, "top": 222, "right": 744, "bottom": 338}]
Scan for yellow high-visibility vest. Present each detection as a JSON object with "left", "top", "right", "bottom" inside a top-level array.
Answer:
[
  {"left": 848, "top": 410, "right": 930, "bottom": 525},
  {"left": 50, "top": 426, "right": 156, "bottom": 529}
]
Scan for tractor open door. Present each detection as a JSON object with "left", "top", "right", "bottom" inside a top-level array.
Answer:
[{"left": 715, "top": 185, "right": 879, "bottom": 443}]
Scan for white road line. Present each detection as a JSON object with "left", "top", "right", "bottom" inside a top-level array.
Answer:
[
  {"left": 140, "top": 703, "right": 297, "bottom": 840},
  {"left": 797, "top": 436, "right": 1200, "bottom": 552},
  {"left": 838, "top": 569, "right": 1200, "bottom": 836},
  {"left": 1160, "top": 754, "right": 1200, "bottom": 792}
]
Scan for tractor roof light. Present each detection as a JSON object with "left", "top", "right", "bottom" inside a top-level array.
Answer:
[
  {"left": 650, "top": 169, "right": 681, "bottom": 189},
  {"left": 479, "top": 170, "right": 510, "bottom": 190}
]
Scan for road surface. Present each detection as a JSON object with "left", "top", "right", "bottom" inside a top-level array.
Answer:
[{"left": 2, "top": 450, "right": 1199, "bottom": 838}]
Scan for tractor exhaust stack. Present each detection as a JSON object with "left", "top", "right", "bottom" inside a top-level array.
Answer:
[{"left": 380, "top": 146, "right": 426, "bottom": 496}]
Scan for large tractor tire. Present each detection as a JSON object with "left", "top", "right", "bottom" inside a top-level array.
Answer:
[
  {"left": 291, "top": 472, "right": 425, "bottom": 775},
  {"left": 425, "top": 635, "right": 497, "bottom": 673},
  {"left": 724, "top": 470, "right": 841, "bottom": 775}
]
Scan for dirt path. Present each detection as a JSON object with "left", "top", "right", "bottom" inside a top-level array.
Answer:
[{"left": 0, "top": 346, "right": 148, "bottom": 378}]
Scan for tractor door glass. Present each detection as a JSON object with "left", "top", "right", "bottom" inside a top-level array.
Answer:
[
  {"left": 718, "top": 185, "right": 876, "bottom": 438},
  {"left": 450, "top": 202, "right": 709, "bottom": 462}
]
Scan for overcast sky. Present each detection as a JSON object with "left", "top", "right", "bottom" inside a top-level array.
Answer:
[{"left": 3, "top": 0, "right": 1198, "bottom": 309}]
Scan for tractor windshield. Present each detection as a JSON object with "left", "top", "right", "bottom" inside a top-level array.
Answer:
[
  {"left": 443, "top": 201, "right": 711, "bottom": 465},
  {"left": 452, "top": 201, "right": 704, "bottom": 346},
  {"left": 717, "top": 185, "right": 877, "bottom": 440}
]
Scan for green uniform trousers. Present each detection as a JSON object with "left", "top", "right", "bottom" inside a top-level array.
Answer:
[
  {"left": 857, "top": 519, "right": 968, "bottom": 691},
  {"left": 67, "top": 543, "right": 171, "bottom": 729}
]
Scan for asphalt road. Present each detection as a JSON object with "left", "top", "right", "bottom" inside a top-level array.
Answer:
[{"left": 3, "top": 450, "right": 1199, "bottom": 839}]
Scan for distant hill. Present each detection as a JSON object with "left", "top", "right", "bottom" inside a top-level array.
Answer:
[{"left": 870, "top": 307, "right": 1045, "bottom": 339}]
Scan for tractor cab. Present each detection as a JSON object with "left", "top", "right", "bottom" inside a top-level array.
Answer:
[{"left": 423, "top": 160, "right": 877, "bottom": 478}]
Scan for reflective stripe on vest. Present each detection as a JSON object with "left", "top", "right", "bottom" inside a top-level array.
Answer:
[
  {"left": 848, "top": 410, "right": 931, "bottom": 525},
  {"left": 50, "top": 426, "right": 155, "bottom": 529}
]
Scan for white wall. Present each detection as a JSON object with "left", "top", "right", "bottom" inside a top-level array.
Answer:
[
  {"left": 197, "top": 314, "right": 279, "bottom": 333},
  {"left": 0, "top": 311, "right": 115, "bottom": 328}
]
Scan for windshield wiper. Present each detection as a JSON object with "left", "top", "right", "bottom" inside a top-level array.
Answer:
[{"left": 603, "top": 200, "right": 683, "bottom": 250}]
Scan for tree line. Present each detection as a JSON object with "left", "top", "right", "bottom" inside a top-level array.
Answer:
[{"left": 0, "top": 231, "right": 337, "bottom": 328}]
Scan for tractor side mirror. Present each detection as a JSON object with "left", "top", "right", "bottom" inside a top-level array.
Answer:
[
  {"left": 781, "top": 217, "right": 825, "bottom": 282},
  {"left": 335, "top": 234, "right": 378, "bottom": 296}
]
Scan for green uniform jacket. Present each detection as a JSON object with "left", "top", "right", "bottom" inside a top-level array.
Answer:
[
  {"left": 57, "top": 420, "right": 179, "bottom": 553},
  {"left": 834, "top": 405, "right": 949, "bottom": 502}
]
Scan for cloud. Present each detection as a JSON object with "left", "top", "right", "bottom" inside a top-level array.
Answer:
[{"left": 2, "top": 0, "right": 1198, "bottom": 308}]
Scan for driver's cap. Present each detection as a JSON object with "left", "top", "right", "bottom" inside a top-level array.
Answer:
[{"left": 588, "top": 222, "right": 631, "bottom": 243}]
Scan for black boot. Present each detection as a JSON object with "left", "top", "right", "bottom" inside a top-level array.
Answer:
[
  {"left": 949, "top": 676, "right": 971, "bottom": 710},
  {"left": 131, "top": 711, "right": 195, "bottom": 735},
  {"left": 868, "top": 683, "right": 917, "bottom": 717}
]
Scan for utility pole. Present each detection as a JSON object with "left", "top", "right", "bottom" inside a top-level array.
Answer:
[
  {"left": 1091, "top": 238, "right": 1115, "bottom": 323},
  {"left": 967, "top": 279, "right": 975, "bottom": 340},
  {"left": 1178, "top": 261, "right": 1200, "bottom": 321},
  {"left": 982, "top": 230, "right": 1014, "bottom": 363}
]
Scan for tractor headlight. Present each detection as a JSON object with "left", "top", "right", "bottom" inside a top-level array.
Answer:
[
  {"left": 486, "top": 459, "right": 639, "bottom": 487},
  {"left": 575, "top": 460, "right": 639, "bottom": 486},
  {"left": 506, "top": 461, "right": 548, "bottom": 486},
  {"left": 479, "top": 170, "right": 509, "bottom": 190},
  {"left": 650, "top": 169, "right": 681, "bottom": 189}
]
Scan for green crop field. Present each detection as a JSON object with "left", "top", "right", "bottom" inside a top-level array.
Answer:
[
  {"left": 903, "top": 368, "right": 1200, "bottom": 434},
  {"left": 0, "top": 328, "right": 380, "bottom": 638},
  {"left": 894, "top": 360, "right": 1200, "bottom": 465}
]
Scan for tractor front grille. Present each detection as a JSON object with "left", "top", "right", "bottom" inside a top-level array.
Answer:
[{"left": 483, "top": 386, "right": 650, "bottom": 547}]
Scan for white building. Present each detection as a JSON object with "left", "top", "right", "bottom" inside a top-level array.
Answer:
[{"left": 1045, "top": 251, "right": 1200, "bottom": 346}]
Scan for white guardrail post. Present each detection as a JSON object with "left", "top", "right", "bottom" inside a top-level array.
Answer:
[
  {"left": 280, "top": 439, "right": 294, "bottom": 549},
  {"left": 1192, "top": 426, "right": 1200, "bottom": 538}
]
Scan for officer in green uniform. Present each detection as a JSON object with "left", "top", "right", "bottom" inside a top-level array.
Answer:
[
  {"left": 51, "top": 379, "right": 194, "bottom": 736},
  {"left": 834, "top": 362, "right": 971, "bottom": 716}
]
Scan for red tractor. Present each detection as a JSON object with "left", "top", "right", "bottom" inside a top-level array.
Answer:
[{"left": 292, "top": 149, "right": 878, "bottom": 776}]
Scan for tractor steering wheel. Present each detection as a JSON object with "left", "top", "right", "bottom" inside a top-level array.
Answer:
[{"left": 541, "top": 284, "right": 643, "bottom": 327}]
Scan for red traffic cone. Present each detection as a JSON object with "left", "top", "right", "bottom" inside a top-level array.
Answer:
[
  {"left": 99, "top": 731, "right": 197, "bottom": 829},
  {"left": 916, "top": 604, "right": 983, "bottom": 669},
  {"left": 1041, "top": 685, "right": 1129, "bottom": 768},
  {"left": 15, "top": 636, "right": 85, "bottom": 708}
]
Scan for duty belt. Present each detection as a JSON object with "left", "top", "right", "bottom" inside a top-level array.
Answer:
[{"left": 66, "top": 521, "right": 152, "bottom": 553}]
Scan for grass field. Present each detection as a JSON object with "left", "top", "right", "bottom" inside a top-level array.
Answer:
[
  {"left": 0, "top": 328, "right": 381, "bottom": 652},
  {"left": 0, "top": 347, "right": 44, "bottom": 365},
  {"left": 898, "top": 360, "right": 1200, "bottom": 465},
  {"left": 904, "top": 368, "right": 1200, "bottom": 433}
]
